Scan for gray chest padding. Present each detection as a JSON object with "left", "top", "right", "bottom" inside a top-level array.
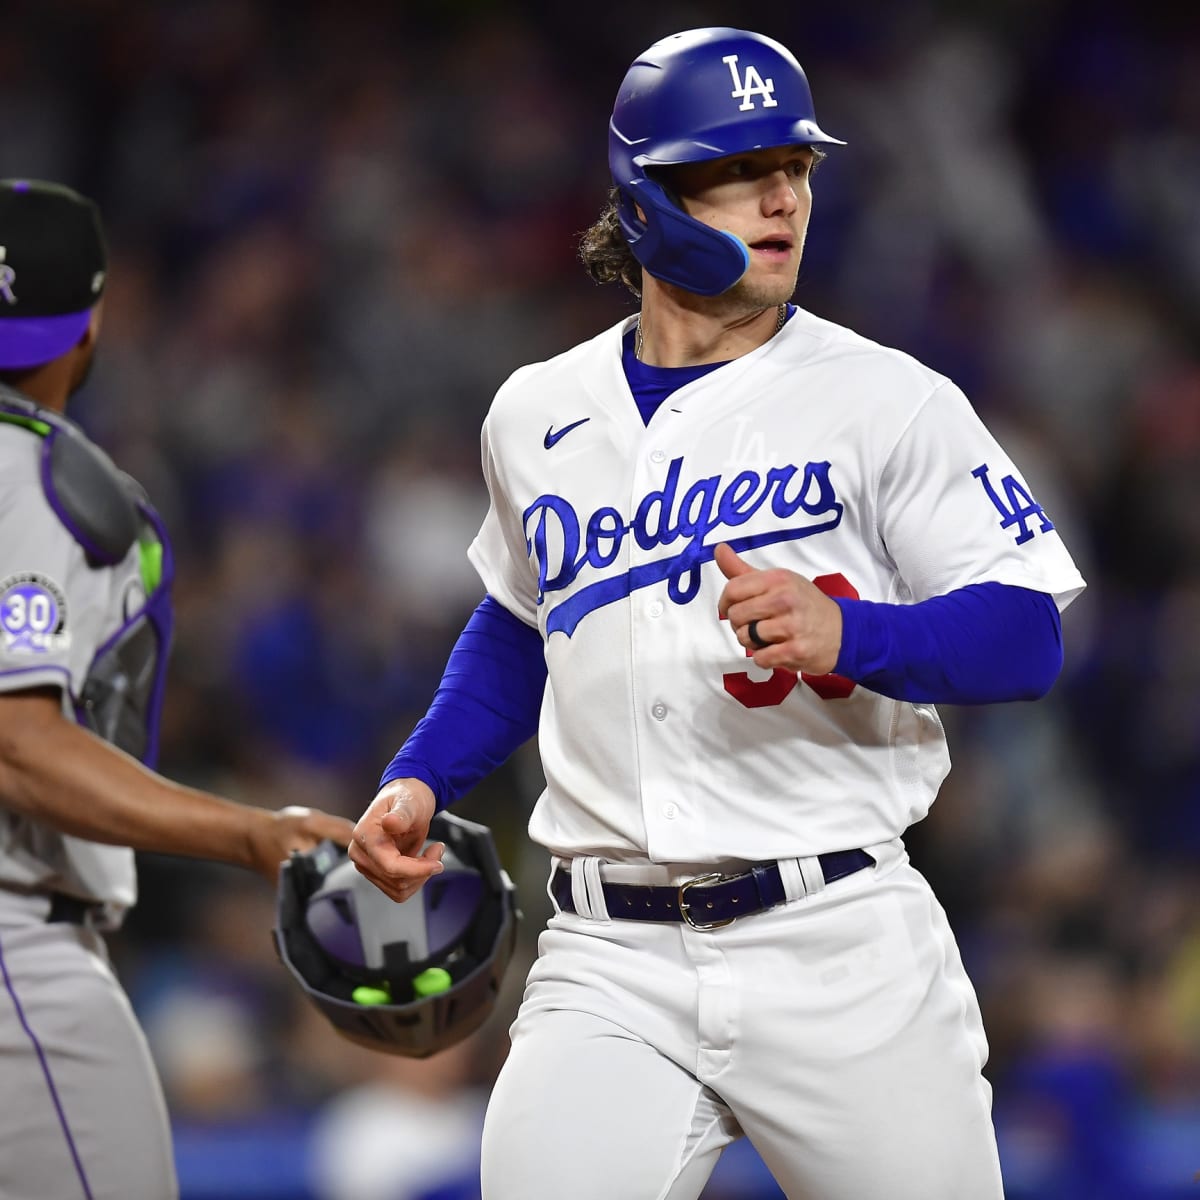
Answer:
[
  {"left": 0, "top": 389, "right": 139, "bottom": 564},
  {"left": 48, "top": 428, "right": 140, "bottom": 564},
  {"left": 79, "top": 618, "right": 158, "bottom": 761}
]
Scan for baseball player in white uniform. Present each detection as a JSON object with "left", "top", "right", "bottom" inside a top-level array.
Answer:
[
  {"left": 0, "top": 179, "right": 354, "bottom": 1200},
  {"left": 351, "top": 28, "right": 1086, "bottom": 1199}
]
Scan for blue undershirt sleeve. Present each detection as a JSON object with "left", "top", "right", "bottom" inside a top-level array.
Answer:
[
  {"left": 379, "top": 596, "right": 546, "bottom": 810},
  {"left": 832, "top": 582, "right": 1063, "bottom": 705},
  {"left": 382, "top": 584, "right": 1058, "bottom": 806}
]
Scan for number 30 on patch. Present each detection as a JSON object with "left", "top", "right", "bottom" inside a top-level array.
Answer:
[{"left": 0, "top": 573, "right": 71, "bottom": 655}]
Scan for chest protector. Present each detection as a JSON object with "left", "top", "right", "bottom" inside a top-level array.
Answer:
[{"left": 0, "top": 388, "right": 174, "bottom": 767}]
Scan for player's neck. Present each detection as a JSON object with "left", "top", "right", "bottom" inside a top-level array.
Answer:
[
  {"left": 0, "top": 360, "right": 72, "bottom": 412},
  {"left": 635, "top": 294, "right": 787, "bottom": 368}
]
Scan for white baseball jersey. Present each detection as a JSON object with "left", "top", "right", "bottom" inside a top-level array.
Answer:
[
  {"left": 0, "top": 420, "right": 139, "bottom": 911},
  {"left": 469, "top": 308, "right": 1086, "bottom": 864}
]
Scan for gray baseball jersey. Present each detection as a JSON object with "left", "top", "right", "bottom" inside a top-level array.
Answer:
[
  {"left": 0, "top": 392, "right": 177, "bottom": 1200},
  {"left": 0, "top": 418, "right": 140, "bottom": 914}
]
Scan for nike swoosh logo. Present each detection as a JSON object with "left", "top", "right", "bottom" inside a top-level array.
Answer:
[{"left": 543, "top": 418, "right": 590, "bottom": 449}]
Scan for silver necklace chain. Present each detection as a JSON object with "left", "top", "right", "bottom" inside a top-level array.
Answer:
[{"left": 635, "top": 303, "right": 787, "bottom": 361}]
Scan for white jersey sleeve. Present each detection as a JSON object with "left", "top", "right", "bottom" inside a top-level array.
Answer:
[
  {"left": 469, "top": 368, "right": 544, "bottom": 628},
  {"left": 875, "top": 381, "right": 1085, "bottom": 609}
]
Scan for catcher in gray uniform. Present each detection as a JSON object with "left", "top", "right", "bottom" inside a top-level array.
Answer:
[{"left": 0, "top": 179, "right": 355, "bottom": 1200}]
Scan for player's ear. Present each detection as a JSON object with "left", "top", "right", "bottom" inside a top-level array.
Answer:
[
  {"left": 73, "top": 298, "right": 103, "bottom": 355},
  {"left": 80, "top": 299, "right": 104, "bottom": 350},
  {"left": 66, "top": 300, "right": 105, "bottom": 396}
]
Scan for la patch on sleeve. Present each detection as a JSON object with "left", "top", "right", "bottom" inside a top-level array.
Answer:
[{"left": 0, "top": 573, "right": 72, "bottom": 655}]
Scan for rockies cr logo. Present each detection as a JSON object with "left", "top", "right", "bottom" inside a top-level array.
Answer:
[
  {"left": 723, "top": 54, "right": 778, "bottom": 111},
  {"left": 0, "top": 247, "right": 16, "bottom": 305}
]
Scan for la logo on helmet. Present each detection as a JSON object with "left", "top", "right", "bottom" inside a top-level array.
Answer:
[{"left": 723, "top": 55, "right": 778, "bottom": 110}]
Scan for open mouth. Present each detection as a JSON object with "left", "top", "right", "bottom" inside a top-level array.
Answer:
[{"left": 750, "top": 238, "right": 793, "bottom": 256}]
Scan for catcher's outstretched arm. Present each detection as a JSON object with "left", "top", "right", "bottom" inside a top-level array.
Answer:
[{"left": 0, "top": 687, "right": 354, "bottom": 882}]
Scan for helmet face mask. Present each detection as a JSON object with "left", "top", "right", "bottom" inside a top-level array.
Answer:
[
  {"left": 608, "top": 27, "right": 844, "bottom": 296},
  {"left": 274, "top": 813, "right": 519, "bottom": 1058}
]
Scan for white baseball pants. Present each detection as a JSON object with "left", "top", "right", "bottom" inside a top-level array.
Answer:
[{"left": 480, "top": 841, "right": 1004, "bottom": 1200}]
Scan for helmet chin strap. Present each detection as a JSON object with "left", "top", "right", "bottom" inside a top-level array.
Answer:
[{"left": 619, "top": 177, "right": 750, "bottom": 296}]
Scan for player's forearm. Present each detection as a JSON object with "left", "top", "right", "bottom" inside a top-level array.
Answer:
[
  {"left": 0, "top": 691, "right": 272, "bottom": 868},
  {"left": 380, "top": 595, "right": 544, "bottom": 808},
  {"left": 833, "top": 582, "right": 1063, "bottom": 704}
]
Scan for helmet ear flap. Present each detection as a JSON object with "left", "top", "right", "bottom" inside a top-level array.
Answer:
[{"left": 617, "top": 178, "right": 750, "bottom": 297}]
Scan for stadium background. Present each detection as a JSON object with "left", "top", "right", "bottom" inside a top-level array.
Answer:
[{"left": 3, "top": 0, "right": 1198, "bottom": 1196}]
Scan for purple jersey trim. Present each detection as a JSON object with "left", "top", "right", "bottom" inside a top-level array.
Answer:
[
  {"left": 0, "top": 932, "right": 95, "bottom": 1199},
  {"left": 135, "top": 503, "right": 174, "bottom": 769},
  {"left": 0, "top": 310, "right": 92, "bottom": 370},
  {"left": 71, "top": 501, "right": 175, "bottom": 768}
]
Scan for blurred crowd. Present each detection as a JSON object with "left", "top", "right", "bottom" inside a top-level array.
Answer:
[{"left": 2, "top": 0, "right": 1198, "bottom": 1196}]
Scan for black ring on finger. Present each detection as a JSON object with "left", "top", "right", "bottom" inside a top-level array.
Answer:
[{"left": 747, "top": 619, "right": 770, "bottom": 649}]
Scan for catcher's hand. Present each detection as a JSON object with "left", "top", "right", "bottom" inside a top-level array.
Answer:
[{"left": 248, "top": 805, "right": 355, "bottom": 883}]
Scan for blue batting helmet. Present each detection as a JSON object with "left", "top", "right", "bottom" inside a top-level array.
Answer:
[{"left": 608, "top": 28, "right": 845, "bottom": 296}]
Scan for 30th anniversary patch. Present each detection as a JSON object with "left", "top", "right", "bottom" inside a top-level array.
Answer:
[{"left": 0, "top": 573, "right": 71, "bottom": 655}]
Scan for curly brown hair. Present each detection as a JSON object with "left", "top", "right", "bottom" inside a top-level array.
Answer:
[{"left": 578, "top": 188, "right": 643, "bottom": 298}]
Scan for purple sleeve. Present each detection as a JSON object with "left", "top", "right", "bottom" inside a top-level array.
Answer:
[
  {"left": 833, "top": 583, "right": 1063, "bottom": 704},
  {"left": 379, "top": 596, "right": 545, "bottom": 809}
]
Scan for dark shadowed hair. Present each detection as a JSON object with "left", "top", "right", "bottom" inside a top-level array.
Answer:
[{"left": 578, "top": 188, "right": 643, "bottom": 298}]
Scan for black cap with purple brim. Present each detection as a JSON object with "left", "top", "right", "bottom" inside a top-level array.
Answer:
[{"left": 0, "top": 179, "right": 106, "bottom": 370}]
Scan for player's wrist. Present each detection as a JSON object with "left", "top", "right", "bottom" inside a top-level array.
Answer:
[
  {"left": 378, "top": 761, "right": 445, "bottom": 810},
  {"left": 375, "top": 777, "right": 436, "bottom": 819},
  {"left": 239, "top": 803, "right": 287, "bottom": 876}
]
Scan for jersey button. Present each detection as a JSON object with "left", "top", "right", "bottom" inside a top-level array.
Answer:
[
  {"left": 648, "top": 600, "right": 664, "bottom": 618},
  {"left": 650, "top": 449, "right": 666, "bottom": 463},
  {"left": 663, "top": 803, "right": 678, "bottom": 820},
  {"left": 651, "top": 702, "right": 668, "bottom": 721}
]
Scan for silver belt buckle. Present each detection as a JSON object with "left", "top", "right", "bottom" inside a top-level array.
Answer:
[{"left": 677, "top": 873, "right": 736, "bottom": 930}]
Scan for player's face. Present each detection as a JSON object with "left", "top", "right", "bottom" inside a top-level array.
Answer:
[{"left": 670, "top": 146, "right": 815, "bottom": 308}]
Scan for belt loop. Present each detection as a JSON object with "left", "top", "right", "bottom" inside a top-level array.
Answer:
[
  {"left": 581, "top": 857, "right": 610, "bottom": 923},
  {"left": 568, "top": 857, "right": 610, "bottom": 921},
  {"left": 797, "top": 855, "right": 827, "bottom": 899},
  {"left": 776, "top": 857, "right": 807, "bottom": 902},
  {"left": 569, "top": 859, "right": 593, "bottom": 918},
  {"left": 547, "top": 857, "right": 567, "bottom": 914}
]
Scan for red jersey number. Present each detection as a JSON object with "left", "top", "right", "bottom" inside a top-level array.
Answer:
[{"left": 722, "top": 573, "right": 860, "bottom": 709}]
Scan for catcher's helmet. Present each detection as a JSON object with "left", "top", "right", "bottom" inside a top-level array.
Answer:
[
  {"left": 274, "top": 812, "right": 519, "bottom": 1058},
  {"left": 609, "top": 27, "right": 844, "bottom": 296}
]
